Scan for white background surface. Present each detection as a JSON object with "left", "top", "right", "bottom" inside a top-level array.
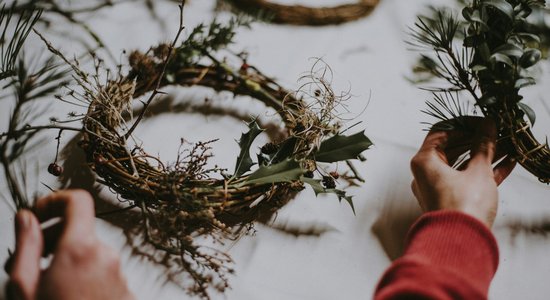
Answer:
[{"left": 1, "top": 0, "right": 550, "bottom": 299}]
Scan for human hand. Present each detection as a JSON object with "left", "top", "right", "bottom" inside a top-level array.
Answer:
[
  {"left": 5, "top": 190, "right": 135, "bottom": 300},
  {"left": 410, "top": 117, "right": 516, "bottom": 228}
]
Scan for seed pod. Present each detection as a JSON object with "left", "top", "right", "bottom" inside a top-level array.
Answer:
[{"left": 48, "top": 163, "right": 63, "bottom": 177}]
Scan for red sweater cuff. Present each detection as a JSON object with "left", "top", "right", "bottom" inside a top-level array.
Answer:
[
  {"left": 406, "top": 210, "right": 499, "bottom": 275},
  {"left": 375, "top": 211, "right": 499, "bottom": 300}
]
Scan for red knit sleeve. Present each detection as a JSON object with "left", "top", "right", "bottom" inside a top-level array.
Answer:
[{"left": 374, "top": 211, "right": 499, "bottom": 300}]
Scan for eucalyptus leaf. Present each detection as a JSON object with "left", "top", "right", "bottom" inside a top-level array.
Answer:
[
  {"left": 234, "top": 121, "right": 263, "bottom": 177},
  {"left": 519, "top": 49, "right": 541, "bottom": 68},
  {"left": 494, "top": 43, "right": 523, "bottom": 58},
  {"left": 478, "top": 95, "right": 497, "bottom": 106},
  {"left": 515, "top": 77, "right": 536, "bottom": 89},
  {"left": 489, "top": 53, "right": 513, "bottom": 67},
  {"left": 244, "top": 159, "right": 304, "bottom": 185},
  {"left": 517, "top": 33, "right": 540, "bottom": 45},
  {"left": 316, "top": 131, "right": 372, "bottom": 163},
  {"left": 482, "top": 0, "right": 514, "bottom": 20},
  {"left": 518, "top": 102, "right": 536, "bottom": 126}
]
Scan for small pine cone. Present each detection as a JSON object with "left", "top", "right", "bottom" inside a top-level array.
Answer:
[
  {"left": 47, "top": 163, "right": 63, "bottom": 177},
  {"left": 322, "top": 176, "right": 336, "bottom": 189},
  {"left": 261, "top": 143, "right": 278, "bottom": 154}
]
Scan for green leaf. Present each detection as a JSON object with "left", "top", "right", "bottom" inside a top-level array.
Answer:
[
  {"left": 489, "top": 53, "right": 513, "bottom": 67},
  {"left": 244, "top": 159, "right": 304, "bottom": 185},
  {"left": 483, "top": 0, "right": 514, "bottom": 20},
  {"left": 270, "top": 137, "right": 297, "bottom": 164},
  {"left": 471, "top": 64, "right": 488, "bottom": 72},
  {"left": 316, "top": 131, "right": 372, "bottom": 163},
  {"left": 302, "top": 177, "right": 324, "bottom": 195},
  {"left": 478, "top": 95, "right": 497, "bottom": 106},
  {"left": 302, "top": 177, "right": 356, "bottom": 215},
  {"left": 494, "top": 43, "right": 523, "bottom": 58},
  {"left": 329, "top": 189, "right": 356, "bottom": 215},
  {"left": 517, "top": 33, "right": 540, "bottom": 45},
  {"left": 234, "top": 121, "right": 263, "bottom": 177},
  {"left": 518, "top": 102, "right": 536, "bottom": 126},
  {"left": 515, "top": 77, "right": 536, "bottom": 89},
  {"left": 519, "top": 49, "right": 541, "bottom": 68}
]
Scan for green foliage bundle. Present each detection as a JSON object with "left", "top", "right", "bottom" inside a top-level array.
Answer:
[{"left": 411, "top": 0, "right": 550, "bottom": 183}]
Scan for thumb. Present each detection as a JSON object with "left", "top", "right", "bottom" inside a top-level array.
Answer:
[
  {"left": 468, "top": 118, "right": 497, "bottom": 169},
  {"left": 7, "top": 210, "right": 43, "bottom": 300}
]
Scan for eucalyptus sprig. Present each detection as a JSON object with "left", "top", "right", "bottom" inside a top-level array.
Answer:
[{"left": 411, "top": 0, "right": 550, "bottom": 183}]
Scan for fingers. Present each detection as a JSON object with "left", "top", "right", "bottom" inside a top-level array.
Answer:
[
  {"left": 469, "top": 118, "right": 497, "bottom": 168},
  {"left": 7, "top": 210, "right": 43, "bottom": 300},
  {"left": 34, "top": 190, "right": 96, "bottom": 246},
  {"left": 493, "top": 156, "right": 517, "bottom": 185}
]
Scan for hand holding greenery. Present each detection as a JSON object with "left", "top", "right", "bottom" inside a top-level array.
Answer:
[{"left": 411, "top": 0, "right": 550, "bottom": 183}]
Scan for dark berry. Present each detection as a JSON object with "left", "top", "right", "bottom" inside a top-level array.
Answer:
[
  {"left": 322, "top": 176, "right": 336, "bottom": 189},
  {"left": 303, "top": 171, "right": 314, "bottom": 178},
  {"left": 48, "top": 163, "right": 63, "bottom": 177},
  {"left": 261, "top": 143, "right": 278, "bottom": 155}
]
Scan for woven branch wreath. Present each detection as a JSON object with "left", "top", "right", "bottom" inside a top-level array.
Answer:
[
  {"left": 48, "top": 19, "right": 372, "bottom": 298},
  {"left": 223, "top": 0, "right": 380, "bottom": 26},
  {"left": 411, "top": 0, "right": 550, "bottom": 183}
]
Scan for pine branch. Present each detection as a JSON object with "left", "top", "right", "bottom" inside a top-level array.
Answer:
[{"left": 0, "top": 3, "right": 41, "bottom": 80}]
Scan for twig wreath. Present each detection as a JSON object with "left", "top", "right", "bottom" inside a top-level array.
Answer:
[
  {"left": 223, "top": 0, "right": 380, "bottom": 26},
  {"left": 410, "top": 0, "right": 550, "bottom": 183},
  {"left": 36, "top": 6, "right": 371, "bottom": 298}
]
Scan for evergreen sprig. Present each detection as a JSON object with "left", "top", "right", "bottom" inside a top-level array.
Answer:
[
  {"left": 411, "top": 0, "right": 550, "bottom": 183},
  {"left": 0, "top": 3, "right": 41, "bottom": 80}
]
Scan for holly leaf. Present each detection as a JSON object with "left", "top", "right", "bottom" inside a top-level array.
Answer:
[
  {"left": 244, "top": 159, "right": 304, "bottom": 185},
  {"left": 315, "top": 131, "right": 372, "bottom": 163},
  {"left": 302, "top": 178, "right": 356, "bottom": 215},
  {"left": 302, "top": 177, "right": 324, "bottom": 195},
  {"left": 234, "top": 121, "right": 263, "bottom": 177},
  {"left": 272, "top": 137, "right": 297, "bottom": 163}
]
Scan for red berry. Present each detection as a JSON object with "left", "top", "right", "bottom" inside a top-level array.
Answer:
[
  {"left": 240, "top": 63, "right": 249, "bottom": 71},
  {"left": 48, "top": 163, "right": 63, "bottom": 177}
]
